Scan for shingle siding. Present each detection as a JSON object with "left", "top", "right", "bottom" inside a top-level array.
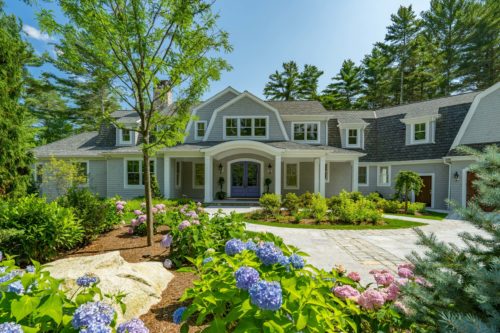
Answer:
[
  {"left": 459, "top": 91, "right": 500, "bottom": 145},
  {"left": 89, "top": 160, "right": 107, "bottom": 197}
]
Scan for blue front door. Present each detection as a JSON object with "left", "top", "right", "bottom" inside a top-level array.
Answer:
[{"left": 231, "top": 162, "right": 260, "bottom": 198}]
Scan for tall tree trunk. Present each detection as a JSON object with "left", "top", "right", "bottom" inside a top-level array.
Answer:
[
  {"left": 400, "top": 65, "right": 404, "bottom": 104},
  {"left": 143, "top": 139, "right": 154, "bottom": 246}
]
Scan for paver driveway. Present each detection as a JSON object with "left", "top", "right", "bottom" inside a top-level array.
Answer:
[{"left": 205, "top": 206, "right": 483, "bottom": 281}]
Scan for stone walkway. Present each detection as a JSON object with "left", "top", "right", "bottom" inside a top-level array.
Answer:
[{"left": 205, "top": 206, "right": 483, "bottom": 281}]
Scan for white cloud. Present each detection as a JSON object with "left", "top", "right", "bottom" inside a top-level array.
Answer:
[{"left": 22, "top": 25, "right": 52, "bottom": 42}]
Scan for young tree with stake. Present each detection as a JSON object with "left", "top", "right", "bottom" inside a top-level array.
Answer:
[
  {"left": 394, "top": 170, "right": 424, "bottom": 214},
  {"left": 39, "top": 0, "right": 232, "bottom": 246}
]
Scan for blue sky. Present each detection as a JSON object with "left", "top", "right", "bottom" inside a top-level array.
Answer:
[{"left": 7, "top": 0, "right": 430, "bottom": 100}]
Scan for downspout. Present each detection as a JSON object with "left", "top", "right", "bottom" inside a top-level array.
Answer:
[{"left": 443, "top": 157, "right": 452, "bottom": 211}]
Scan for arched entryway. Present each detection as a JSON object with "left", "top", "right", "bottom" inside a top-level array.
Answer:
[{"left": 228, "top": 159, "right": 263, "bottom": 198}]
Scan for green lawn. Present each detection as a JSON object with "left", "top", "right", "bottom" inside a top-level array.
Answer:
[
  {"left": 387, "top": 210, "right": 448, "bottom": 221},
  {"left": 240, "top": 215, "right": 427, "bottom": 230}
]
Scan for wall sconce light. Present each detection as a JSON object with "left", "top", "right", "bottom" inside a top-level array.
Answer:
[
  {"left": 454, "top": 171, "right": 460, "bottom": 181},
  {"left": 218, "top": 163, "right": 223, "bottom": 174},
  {"left": 268, "top": 163, "right": 272, "bottom": 175}
]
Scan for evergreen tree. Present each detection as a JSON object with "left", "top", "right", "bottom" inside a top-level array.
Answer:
[
  {"left": 297, "top": 64, "right": 323, "bottom": 100},
  {"left": 422, "top": 0, "right": 471, "bottom": 94},
  {"left": 322, "top": 59, "right": 363, "bottom": 110},
  {"left": 404, "top": 145, "right": 500, "bottom": 332},
  {"left": 0, "top": 0, "right": 36, "bottom": 197},
  {"left": 264, "top": 61, "right": 301, "bottom": 100},
  {"left": 384, "top": 5, "right": 420, "bottom": 104}
]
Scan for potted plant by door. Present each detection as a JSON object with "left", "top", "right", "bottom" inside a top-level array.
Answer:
[
  {"left": 264, "top": 178, "right": 272, "bottom": 194},
  {"left": 216, "top": 176, "right": 226, "bottom": 200}
]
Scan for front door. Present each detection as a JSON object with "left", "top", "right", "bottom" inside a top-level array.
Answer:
[
  {"left": 231, "top": 162, "right": 260, "bottom": 198},
  {"left": 416, "top": 175, "right": 432, "bottom": 207},
  {"left": 466, "top": 171, "right": 478, "bottom": 206}
]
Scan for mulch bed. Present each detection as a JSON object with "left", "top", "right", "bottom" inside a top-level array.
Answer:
[{"left": 60, "top": 223, "right": 201, "bottom": 332}]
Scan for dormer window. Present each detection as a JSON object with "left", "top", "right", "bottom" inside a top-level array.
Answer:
[
  {"left": 347, "top": 129, "right": 360, "bottom": 148},
  {"left": 292, "top": 122, "right": 319, "bottom": 143},
  {"left": 195, "top": 121, "right": 206, "bottom": 140},
  {"left": 401, "top": 115, "right": 439, "bottom": 145},
  {"left": 413, "top": 122, "right": 427, "bottom": 142},
  {"left": 118, "top": 128, "right": 132, "bottom": 145},
  {"left": 223, "top": 116, "right": 268, "bottom": 139},
  {"left": 338, "top": 123, "right": 367, "bottom": 149}
]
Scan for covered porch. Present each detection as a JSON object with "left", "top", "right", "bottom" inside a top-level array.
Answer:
[{"left": 162, "top": 141, "right": 364, "bottom": 203}]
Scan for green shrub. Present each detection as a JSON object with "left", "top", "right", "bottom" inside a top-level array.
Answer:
[
  {"left": 151, "top": 174, "right": 163, "bottom": 198},
  {"left": 330, "top": 191, "right": 382, "bottom": 224},
  {"left": 346, "top": 191, "right": 363, "bottom": 202},
  {"left": 58, "top": 187, "right": 121, "bottom": 244},
  {"left": 300, "top": 191, "right": 314, "bottom": 209},
  {"left": 366, "top": 192, "right": 383, "bottom": 202},
  {"left": 259, "top": 193, "right": 281, "bottom": 216},
  {"left": 282, "top": 192, "right": 300, "bottom": 214},
  {"left": 327, "top": 195, "right": 342, "bottom": 210},
  {"left": 376, "top": 198, "right": 403, "bottom": 213},
  {"left": 407, "top": 202, "right": 426, "bottom": 215},
  {"left": 310, "top": 194, "right": 328, "bottom": 222},
  {"left": 0, "top": 196, "right": 83, "bottom": 263}
]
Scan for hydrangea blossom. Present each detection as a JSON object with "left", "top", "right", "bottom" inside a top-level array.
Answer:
[
  {"left": 394, "top": 301, "right": 410, "bottom": 314},
  {"left": 72, "top": 301, "right": 115, "bottom": 329},
  {"left": 384, "top": 282, "right": 400, "bottom": 301},
  {"left": 249, "top": 280, "right": 283, "bottom": 311},
  {"left": 397, "top": 263, "right": 415, "bottom": 271},
  {"left": 172, "top": 306, "right": 187, "bottom": 324},
  {"left": 332, "top": 285, "right": 360, "bottom": 300},
  {"left": 0, "top": 267, "right": 6, "bottom": 274},
  {"left": 357, "top": 289, "right": 386, "bottom": 310},
  {"left": 160, "top": 234, "right": 173, "bottom": 248},
  {"left": 225, "top": 239, "right": 245, "bottom": 256},
  {"left": 0, "top": 322, "right": 23, "bottom": 333},
  {"left": 163, "top": 259, "right": 173, "bottom": 269},
  {"left": 277, "top": 255, "right": 290, "bottom": 266},
  {"left": 152, "top": 207, "right": 158, "bottom": 214},
  {"left": 256, "top": 242, "right": 283, "bottom": 266},
  {"left": 202, "top": 257, "right": 213, "bottom": 265},
  {"left": 373, "top": 272, "right": 394, "bottom": 287},
  {"left": 133, "top": 210, "right": 143, "bottom": 216},
  {"left": 289, "top": 254, "right": 305, "bottom": 269},
  {"left": 25, "top": 265, "right": 35, "bottom": 273},
  {"left": 76, "top": 275, "right": 99, "bottom": 287},
  {"left": 397, "top": 267, "right": 413, "bottom": 278},
  {"left": 347, "top": 271, "right": 361, "bottom": 282},
  {"left": 117, "top": 318, "right": 149, "bottom": 333},
  {"left": 79, "top": 322, "right": 112, "bottom": 333},
  {"left": 245, "top": 240, "right": 257, "bottom": 251},
  {"left": 178, "top": 220, "right": 191, "bottom": 231},
  {"left": 185, "top": 211, "right": 198, "bottom": 219},
  {"left": 235, "top": 267, "right": 260, "bottom": 290},
  {"left": 7, "top": 281, "right": 24, "bottom": 294}
]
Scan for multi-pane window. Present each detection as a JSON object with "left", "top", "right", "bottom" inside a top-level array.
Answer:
[
  {"left": 285, "top": 163, "right": 299, "bottom": 189},
  {"left": 358, "top": 166, "right": 368, "bottom": 185},
  {"left": 121, "top": 129, "right": 131, "bottom": 143},
  {"left": 348, "top": 129, "right": 358, "bottom": 146},
  {"left": 225, "top": 118, "right": 238, "bottom": 137},
  {"left": 293, "top": 123, "right": 319, "bottom": 142},
  {"left": 195, "top": 121, "right": 206, "bottom": 139},
  {"left": 126, "top": 159, "right": 156, "bottom": 186},
  {"left": 193, "top": 163, "right": 205, "bottom": 188},
  {"left": 175, "top": 161, "right": 181, "bottom": 188},
  {"left": 74, "top": 161, "right": 89, "bottom": 185},
  {"left": 224, "top": 117, "right": 267, "bottom": 138},
  {"left": 378, "top": 166, "right": 390, "bottom": 186},
  {"left": 35, "top": 163, "right": 43, "bottom": 184},
  {"left": 414, "top": 123, "right": 426, "bottom": 142}
]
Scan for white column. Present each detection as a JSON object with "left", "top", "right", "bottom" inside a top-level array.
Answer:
[
  {"left": 319, "top": 156, "right": 326, "bottom": 197},
  {"left": 164, "top": 156, "right": 171, "bottom": 198},
  {"left": 352, "top": 159, "right": 359, "bottom": 192},
  {"left": 314, "top": 158, "right": 319, "bottom": 193},
  {"left": 204, "top": 154, "right": 213, "bottom": 202},
  {"left": 274, "top": 155, "right": 281, "bottom": 196}
]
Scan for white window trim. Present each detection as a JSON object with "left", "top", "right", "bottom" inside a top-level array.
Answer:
[
  {"left": 34, "top": 162, "right": 44, "bottom": 184},
  {"left": 194, "top": 121, "right": 207, "bottom": 140},
  {"left": 410, "top": 121, "right": 429, "bottom": 144},
  {"left": 345, "top": 128, "right": 361, "bottom": 148},
  {"left": 175, "top": 161, "right": 182, "bottom": 189},
  {"left": 192, "top": 162, "right": 205, "bottom": 189},
  {"left": 377, "top": 165, "right": 391, "bottom": 187},
  {"left": 124, "top": 158, "right": 157, "bottom": 188},
  {"left": 325, "top": 162, "right": 330, "bottom": 183},
  {"left": 291, "top": 121, "right": 320, "bottom": 144},
  {"left": 222, "top": 116, "right": 270, "bottom": 140},
  {"left": 358, "top": 165, "right": 369, "bottom": 186},
  {"left": 118, "top": 128, "right": 133, "bottom": 145},
  {"left": 284, "top": 162, "right": 300, "bottom": 189},
  {"left": 74, "top": 160, "right": 90, "bottom": 187}
]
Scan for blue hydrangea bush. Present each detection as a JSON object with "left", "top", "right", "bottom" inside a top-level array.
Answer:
[
  {"left": 175, "top": 238, "right": 418, "bottom": 332},
  {"left": 0, "top": 253, "right": 148, "bottom": 332}
]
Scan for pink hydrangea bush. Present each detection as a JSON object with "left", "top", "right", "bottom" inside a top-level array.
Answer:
[{"left": 115, "top": 200, "right": 126, "bottom": 214}]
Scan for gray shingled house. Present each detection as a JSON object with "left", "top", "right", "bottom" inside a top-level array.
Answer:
[{"left": 34, "top": 82, "right": 500, "bottom": 210}]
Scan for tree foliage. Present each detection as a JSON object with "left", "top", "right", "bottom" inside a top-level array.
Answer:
[
  {"left": 39, "top": 0, "right": 232, "bottom": 245},
  {"left": 394, "top": 170, "right": 424, "bottom": 214},
  {"left": 0, "top": 1, "right": 36, "bottom": 197},
  {"left": 322, "top": 59, "right": 363, "bottom": 110},
  {"left": 403, "top": 145, "right": 500, "bottom": 332}
]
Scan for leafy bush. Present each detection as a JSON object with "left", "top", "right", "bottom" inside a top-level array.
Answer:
[
  {"left": 330, "top": 191, "right": 382, "bottom": 224},
  {"left": 299, "top": 191, "right": 314, "bottom": 209},
  {"left": 366, "top": 192, "right": 383, "bottom": 202},
  {"left": 407, "top": 202, "right": 426, "bottom": 215},
  {"left": 0, "top": 254, "right": 141, "bottom": 332},
  {"left": 0, "top": 196, "right": 83, "bottom": 263},
  {"left": 259, "top": 193, "right": 281, "bottom": 216},
  {"left": 310, "top": 193, "right": 328, "bottom": 221},
  {"left": 282, "top": 192, "right": 300, "bottom": 214},
  {"left": 151, "top": 174, "right": 163, "bottom": 198},
  {"left": 376, "top": 198, "right": 403, "bottom": 213},
  {"left": 127, "top": 201, "right": 169, "bottom": 236},
  {"left": 58, "top": 187, "right": 121, "bottom": 244},
  {"left": 177, "top": 239, "right": 418, "bottom": 332}
]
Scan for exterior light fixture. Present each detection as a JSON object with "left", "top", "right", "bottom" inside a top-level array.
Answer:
[
  {"left": 218, "top": 163, "right": 223, "bottom": 174},
  {"left": 454, "top": 171, "right": 460, "bottom": 181},
  {"left": 268, "top": 163, "right": 272, "bottom": 174}
]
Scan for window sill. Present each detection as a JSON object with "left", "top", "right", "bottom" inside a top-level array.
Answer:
[
  {"left": 293, "top": 140, "right": 320, "bottom": 144},
  {"left": 124, "top": 185, "right": 144, "bottom": 189},
  {"left": 284, "top": 186, "right": 299, "bottom": 190},
  {"left": 358, "top": 183, "right": 368, "bottom": 187}
]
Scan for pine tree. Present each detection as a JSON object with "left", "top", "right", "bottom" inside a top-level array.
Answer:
[
  {"left": 384, "top": 5, "right": 421, "bottom": 104},
  {"left": 264, "top": 61, "right": 301, "bottom": 100},
  {"left": 404, "top": 145, "right": 500, "bottom": 332},
  {"left": 0, "top": 1, "right": 36, "bottom": 197},
  {"left": 322, "top": 59, "right": 363, "bottom": 110},
  {"left": 297, "top": 64, "right": 324, "bottom": 100}
]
